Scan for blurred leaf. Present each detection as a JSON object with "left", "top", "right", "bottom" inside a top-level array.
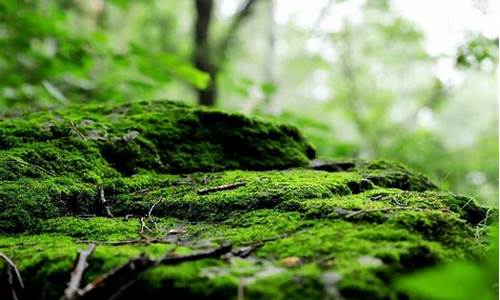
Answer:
[
  {"left": 42, "top": 80, "right": 67, "bottom": 103},
  {"left": 396, "top": 226, "right": 498, "bottom": 300},
  {"left": 395, "top": 262, "right": 494, "bottom": 300},
  {"left": 261, "top": 82, "right": 277, "bottom": 96},
  {"left": 138, "top": 51, "right": 210, "bottom": 89},
  {"left": 456, "top": 35, "right": 499, "bottom": 70}
]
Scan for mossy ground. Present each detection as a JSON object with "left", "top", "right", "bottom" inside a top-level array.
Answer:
[{"left": 0, "top": 100, "right": 494, "bottom": 299}]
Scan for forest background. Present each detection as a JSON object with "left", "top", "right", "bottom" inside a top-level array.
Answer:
[{"left": 0, "top": 0, "right": 498, "bottom": 206}]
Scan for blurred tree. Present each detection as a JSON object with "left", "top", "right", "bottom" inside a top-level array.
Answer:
[
  {"left": 193, "top": 0, "right": 259, "bottom": 106},
  {"left": 0, "top": 0, "right": 209, "bottom": 110},
  {"left": 0, "top": 0, "right": 496, "bottom": 205},
  {"left": 219, "top": 0, "right": 497, "bottom": 205},
  {"left": 456, "top": 34, "right": 499, "bottom": 71}
]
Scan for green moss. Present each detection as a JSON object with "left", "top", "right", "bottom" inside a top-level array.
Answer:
[
  {"left": 0, "top": 100, "right": 494, "bottom": 299},
  {"left": 0, "top": 100, "right": 315, "bottom": 232},
  {"left": 0, "top": 206, "right": 485, "bottom": 300},
  {"left": 0, "top": 100, "right": 314, "bottom": 176}
]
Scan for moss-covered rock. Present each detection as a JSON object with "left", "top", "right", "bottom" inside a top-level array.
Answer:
[
  {"left": 0, "top": 100, "right": 494, "bottom": 299},
  {"left": 0, "top": 100, "right": 314, "bottom": 232}
]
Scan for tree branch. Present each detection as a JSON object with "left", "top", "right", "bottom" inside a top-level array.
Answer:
[
  {"left": 217, "top": 0, "right": 260, "bottom": 64},
  {"left": 78, "top": 243, "right": 232, "bottom": 299},
  {"left": 0, "top": 252, "right": 24, "bottom": 300},
  {"left": 197, "top": 181, "right": 246, "bottom": 195},
  {"left": 61, "top": 244, "right": 96, "bottom": 300},
  {"left": 99, "top": 187, "right": 113, "bottom": 218},
  {"left": 193, "top": 0, "right": 217, "bottom": 105}
]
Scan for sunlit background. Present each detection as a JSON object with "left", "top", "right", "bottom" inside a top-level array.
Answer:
[{"left": 0, "top": 0, "right": 498, "bottom": 205}]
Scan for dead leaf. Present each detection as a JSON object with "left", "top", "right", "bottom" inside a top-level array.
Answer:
[{"left": 280, "top": 256, "right": 301, "bottom": 267}]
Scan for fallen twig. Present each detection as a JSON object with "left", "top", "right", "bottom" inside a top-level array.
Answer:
[
  {"left": 231, "top": 231, "right": 298, "bottom": 258},
  {"left": 232, "top": 242, "right": 263, "bottom": 258},
  {"left": 147, "top": 197, "right": 163, "bottom": 233},
  {"left": 0, "top": 252, "right": 24, "bottom": 300},
  {"left": 61, "top": 243, "right": 96, "bottom": 300},
  {"left": 123, "top": 214, "right": 135, "bottom": 220},
  {"left": 310, "top": 160, "right": 355, "bottom": 172},
  {"left": 78, "top": 254, "right": 153, "bottom": 299},
  {"left": 197, "top": 181, "right": 246, "bottom": 195},
  {"left": 78, "top": 243, "right": 232, "bottom": 299},
  {"left": 345, "top": 206, "right": 412, "bottom": 219},
  {"left": 75, "top": 238, "right": 171, "bottom": 246},
  {"left": 99, "top": 187, "right": 113, "bottom": 218},
  {"left": 75, "top": 214, "right": 97, "bottom": 218},
  {"left": 157, "top": 243, "right": 232, "bottom": 265},
  {"left": 237, "top": 277, "right": 245, "bottom": 300},
  {"left": 69, "top": 121, "right": 87, "bottom": 140},
  {"left": 139, "top": 217, "right": 152, "bottom": 236},
  {"left": 147, "top": 197, "right": 163, "bottom": 218},
  {"left": 2, "top": 154, "right": 55, "bottom": 176}
]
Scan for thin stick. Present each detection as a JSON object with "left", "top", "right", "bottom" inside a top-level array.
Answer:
[
  {"left": 237, "top": 277, "right": 245, "bottom": 300},
  {"left": 99, "top": 187, "right": 113, "bottom": 218},
  {"left": 147, "top": 197, "right": 163, "bottom": 218},
  {"left": 3, "top": 154, "right": 55, "bottom": 176},
  {"left": 79, "top": 244, "right": 232, "bottom": 299},
  {"left": 0, "top": 252, "right": 24, "bottom": 300},
  {"left": 139, "top": 217, "right": 151, "bottom": 236},
  {"left": 345, "top": 206, "right": 411, "bottom": 218},
  {"left": 197, "top": 181, "right": 246, "bottom": 195},
  {"left": 147, "top": 196, "right": 163, "bottom": 233},
  {"left": 75, "top": 239, "right": 170, "bottom": 246},
  {"left": 157, "top": 243, "right": 231, "bottom": 265},
  {"left": 61, "top": 244, "right": 96, "bottom": 300},
  {"left": 232, "top": 242, "right": 262, "bottom": 258},
  {"left": 79, "top": 254, "right": 153, "bottom": 299},
  {"left": 69, "top": 121, "right": 87, "bottom": 140}
]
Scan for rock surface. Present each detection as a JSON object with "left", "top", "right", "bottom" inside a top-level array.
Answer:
[{"left": 0, "top": 100, "right": 492, "bottom": 299}]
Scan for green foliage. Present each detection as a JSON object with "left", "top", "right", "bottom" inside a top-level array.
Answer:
[
  {"left": 396, "top": 263, "right": 493, "bottom": 300},
  {"left": 251, "top": 2, "right": 498, "bottom": 206},
  {"left": 456, "top": 35, "right": 499, "bottom": 71},
  {"left": 0, "top": 0, "right": 207, "bottom": 109},
  {"left": 395, "top": 226, "right": 499, "bottom": 300},
  {"left": 260, "top": 82, "right": 278, "bottom": 96}
]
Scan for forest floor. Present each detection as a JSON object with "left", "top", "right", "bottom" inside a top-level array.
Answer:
[{"left": 0, "top": 100, "right": 494, "bottom": 299}]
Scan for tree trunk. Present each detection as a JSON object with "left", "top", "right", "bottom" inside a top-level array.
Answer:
[
  {"left": 197, "top": 71, "right": 217, "bottom": 106},
  {"left": 192, "top": 0, "right": 259, "bottom": 106},
  {"left": 193, "top": 0, "right": 216, "bottom": 106}
]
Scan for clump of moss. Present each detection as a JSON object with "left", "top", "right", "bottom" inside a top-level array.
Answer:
[
  {"left": 0, "top": 100, "right": 314, "bottom": 176},
  {"left": 0, "top": 100, "right": 315, "bottom": 232},
  {"left": 0, "top": 100, "right": 494, "bottom": 299},
  {"left": 0, "top": 207, "right": 487, "bottom": 299}
]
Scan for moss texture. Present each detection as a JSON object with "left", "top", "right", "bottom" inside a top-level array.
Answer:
[
  {"left": 0, "top": 100, "right": 494, "bottom": 299},
  {"left": 0, "top": 100, "right": 314, "bottom": 232}
]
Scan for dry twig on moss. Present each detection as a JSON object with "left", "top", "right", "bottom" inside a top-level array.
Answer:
[
  {"left": 99, "top": 187, "right": 114, "bottom": 218},
  {"left": 69, "top": 121, "right": 87, "bottom": 140},
  {"left": 147, "top": 196, "right": 163, "bottom": 233},
  {"left": 2, "top": 154, "right": 55, "bottom": 176},
  {"left": 147, "top": 197, "right": 163, "bottom": 219},
  {"left": 75, "top": 238, "right": 171, "bottom": 246},
  {"left": 78, "top": 243, "right": 232, "bottom": 299},
  {"left": 139, "top": 217, "right": 152, "bottom": 236},
  {"left": 344, "top": 206, "right": 417, "bottom": 218},
  {"left": 61, "top": 243, "right": 96, "bottom": 300},
  {"left": 0, "top": 252, "right": 24, "bottom": 300},
  {"left": 197, "top": 181, "right": 246, "bottom": 195}
]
